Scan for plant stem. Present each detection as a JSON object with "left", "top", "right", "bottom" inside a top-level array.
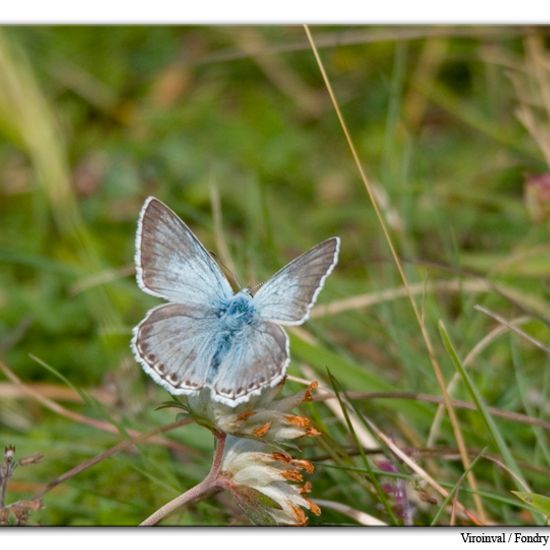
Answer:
[
  {"left": 0, "top": 475, "right": 7, "bottom": 508},
  {"left": 139, "top": 431, "right": 226, "bottom": 526}
]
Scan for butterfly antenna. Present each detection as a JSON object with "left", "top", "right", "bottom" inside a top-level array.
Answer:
[
  {"left": 249, "top": 281, "right": 264, "bottom": 296},
  {"left": 209, "top": 250, "right": 242, "bottom": 290}
]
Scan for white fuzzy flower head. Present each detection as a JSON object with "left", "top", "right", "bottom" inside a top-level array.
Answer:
[
  {"left": 218, "top": 436, "right": 321, "bottom": 526},
  {"left": 155, "top": 379, "right": 322, "bottom": 525},
  {"left": 163, "top": 379, "right": 321, "bottom": 443}
]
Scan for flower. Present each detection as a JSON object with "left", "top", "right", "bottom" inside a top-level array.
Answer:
[
  {"left": 376, "top": 456, "right": 414, "bottom": 525},
  {"left": 163, "top": 379, "right": 321, "bottom": 443},
  {"left": 154, "top": 379, "right": 323, "bottom": 525},
  {"left": 218, "top": 436, "right": 321, "bottom": 526}
]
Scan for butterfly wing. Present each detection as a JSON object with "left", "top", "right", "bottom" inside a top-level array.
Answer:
[
  {"left": 132, "top": 302, "right": 219, "bottom": 395},
  {"left": 136, "top": 197, "right": 233, "bottom": 306},
  {"left": 253, "top": 237, "right": 340, "bottom": 325},
  {"left": 210, "top": 320, "right": 289, "bottom": 406}
]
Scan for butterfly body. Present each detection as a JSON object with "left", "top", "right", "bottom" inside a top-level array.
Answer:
[
  {"left": 209, "top": 290, "right": 256, "bottom": 378},
  {"left": 132, "top": 197, "right": 339, "bottom": 407},
  {"left": 217, "top": 290, "right": 255, "bottom": 327}
]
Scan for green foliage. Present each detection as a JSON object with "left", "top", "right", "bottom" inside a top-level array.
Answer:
[
  {"left": 513, "top": 492, "right": 550, "bottom": 518},
  {"left": 0, "top": 25, "right": 549, "bottom": 526}
]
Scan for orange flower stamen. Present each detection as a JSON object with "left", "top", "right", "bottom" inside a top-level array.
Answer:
[
  {"left": 272, "top": 451, "right": 292, "bottom": 464},
  {"left": 285, "top": 415, "right": 310, "bottom": 428},
  {"left": 305, "top": 498, "right": 321, "bottom": 516},
  {"left": 303, "top": 381, "right": 319, "bottom": 402},
  {"left": 236, "top": 411, "right": 255, "bottom": 422},
  {"left": 282, "top": 469, "right": 303, "bottom": 482},
  {"left": 290, "top": 504, "right": 308, "bottom": 526},
  {"left": 291, "top": 459, "right": 314, "bottom": 473},
  {"left": 252, "top": 422, "right": 272, "bottom": 438}
]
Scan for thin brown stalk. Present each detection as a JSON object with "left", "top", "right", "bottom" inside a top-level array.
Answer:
[
  {"left": 431, "top": 449, "right": 531, "bottom": 494},
  {"left": 140, "top": 432, "right": 226, "bottom": 526},
  {"left": 210, "top": 184, "right": 238, "bottom": 282},
  {"left": 311, "top": 278, "right": 491, "bottom": 318},
  {"left": 313, "top": 389, "right": 550, "bottom": 430},
  {"left": 34, "top": 418, "right": 192, "bottom": 500},
  {"left": 474, "top": 305, "right": 550, "bottom": 354},
  {"left": 427, "top": 316, "right": 532, "bottom": 446},
  {"left": 0, "top": 382, "right": 116, "bottom": 404},
  {"left": 200, "top": 27, "right": 522, "bottom": 66},
  {"left": 312, "top": 446, "right": 550, "bottom": 478},
  {"left": 304, "top": 25, "right": 487, "bottom": 522}
]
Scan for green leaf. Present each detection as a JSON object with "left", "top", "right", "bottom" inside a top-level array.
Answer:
[
  {"left": 438, "top": 321, "right": 529, "bottom": 493},
  {"left": 512, "top": 492, "right": 550, "bottom": 517}
]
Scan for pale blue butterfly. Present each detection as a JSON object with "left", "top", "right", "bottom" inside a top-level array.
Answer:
[{"left": 131, "top": 197, "right": 340, "bottom": 407}]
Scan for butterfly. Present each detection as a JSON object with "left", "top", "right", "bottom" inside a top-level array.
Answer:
[{"left": 131, "top": 197, "right": 340, "bottom": 407}]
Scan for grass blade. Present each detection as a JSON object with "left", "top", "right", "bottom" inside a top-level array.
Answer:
[{"left": 438, "top": 321, "right": 534, "bottom": 499}]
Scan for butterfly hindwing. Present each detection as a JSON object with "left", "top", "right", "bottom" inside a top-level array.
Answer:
[
  {"left": 253, "top": 237, "right": 340, "bottom": 325},
  {"left": 210, "top": 320, "right": 289, "bottom": 406},
  {"left": 132, "top": 302, "right": 218, "bottom": 395},
  {"left": 136, "top": 197, "right": 233, "bottom": 306}
]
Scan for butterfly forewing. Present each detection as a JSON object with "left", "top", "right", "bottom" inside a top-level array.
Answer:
[
  {"left": 211, "top": 320, "right": 289, "bottom": 406},
  {"left": 253, "top": 237, "right": 340, "bottom": 325},
  {"left": 132, "top": 303, "right": 218, "bottom": 394},
  {"left": 136, "top": 197, "right": 233, "bottom": 307}
]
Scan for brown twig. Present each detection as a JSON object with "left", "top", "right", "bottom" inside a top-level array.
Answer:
[
  {"left": 139, "top": 431, "right": 226, "bottom": 526},
  {"left": 0, "top": 446, "right": 15, "bottom": 508},
  {"left": 0, "top": 382, "right": 115, "bottom": 404},
  {"left": 311, "top": 278, "right": 491, "bottom": 319},
  {"left": 199, "top": 27, "right": 523, "bottom": 66},
  {"left": 33, "top": 417, "right": 192, "bottom": 500},
  {"left": 311, "top": 445, "right": 550, "bottom": 479},
  {"left": 313, "top": 390, "right": 550, "bottom": 431},
  {"left": 0, "top": 446, "right": 44, "bottom": 526},
  {"left": 474, "top": 305, "right": 550, "bottom": 354}
]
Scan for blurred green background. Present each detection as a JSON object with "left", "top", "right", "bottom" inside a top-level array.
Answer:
[{"left": 0, "top": 25, "right": 549, "bottom": 526}]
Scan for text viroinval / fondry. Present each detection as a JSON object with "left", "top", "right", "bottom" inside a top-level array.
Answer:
[{"left": 461, "top": 533, "right": 549, "bottom": 546}]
